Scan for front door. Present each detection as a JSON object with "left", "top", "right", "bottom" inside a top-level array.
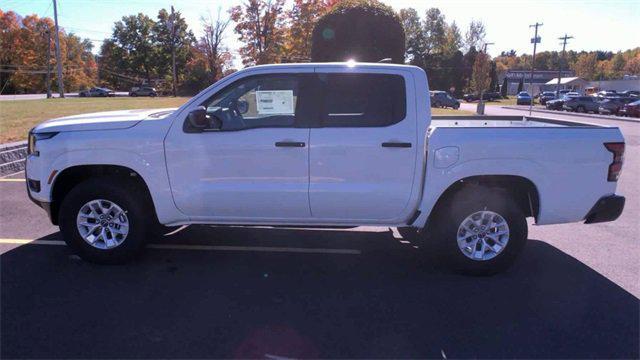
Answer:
[
  {"left": 164, "top": 73, "right": 314, "bottom": 221},
  {"left": 309, "top": 69, "right": 417, "bottom": 222}
]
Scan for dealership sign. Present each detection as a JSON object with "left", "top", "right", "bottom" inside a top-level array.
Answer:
[{"left": 505, "top": 70, "right": 574, "bottom": 83}]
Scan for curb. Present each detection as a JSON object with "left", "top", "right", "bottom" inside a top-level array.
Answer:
[
  {"left": 0, "top": 141, "right": 27, "bottom": 176},
  {"left": 501, "top": 106, "right": 640, "bottom": 123}
]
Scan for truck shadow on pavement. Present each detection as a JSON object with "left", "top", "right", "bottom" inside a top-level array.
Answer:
[{"left": 2, "top": 226, "right": 638, "bottom": 359}]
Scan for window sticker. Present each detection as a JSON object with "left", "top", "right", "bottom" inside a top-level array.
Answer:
[{"left": 256, "top": 90, "right": 294, "bottom": 114}]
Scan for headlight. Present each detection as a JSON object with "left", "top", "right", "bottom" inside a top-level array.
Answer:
[{"left": 27, "top": 131, "right": 58, "bottom": 156}]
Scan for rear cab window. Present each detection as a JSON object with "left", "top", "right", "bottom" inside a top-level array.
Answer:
[{"left": 317, "top": 73, "right": 407, "bottom": 127}]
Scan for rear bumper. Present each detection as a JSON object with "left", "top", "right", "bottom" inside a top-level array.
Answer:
[{"left": 584, "top": 195, "right": 625, "bottom": 224}]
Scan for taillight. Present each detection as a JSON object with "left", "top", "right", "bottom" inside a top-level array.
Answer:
[{"left": 604, "top": 142, "right": 625, "bottom": 182}]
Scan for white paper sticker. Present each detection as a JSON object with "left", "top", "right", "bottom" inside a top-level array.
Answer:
[{"left": 256, "top": 90, "right": 294, "bottom": 114}]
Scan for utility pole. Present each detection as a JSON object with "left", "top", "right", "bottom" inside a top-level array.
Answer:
[
  {"left": 44, "top": 29, "right": 52, "bottom": 98},
  {"left": 169, "top": 6, "right": 177, "bottom": 97},
  {"left": 528, "top": 22, "right": 542, "bottom": 115},
  {"left": 52, "top": 0, "right": 64, "bottom": 98},
  {"left": 477, "top": 42, "right": 495, "bottom": 115},
  {"left": 556, "top": 34, "right": 573, "bottom": 96}
]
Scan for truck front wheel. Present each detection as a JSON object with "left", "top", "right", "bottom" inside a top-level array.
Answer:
[
  {"left": 430, "top": 186, "right": 527, "bottom": 275},
  {"left": 59, "top": 178, "right": 150, "bottom": 264}
]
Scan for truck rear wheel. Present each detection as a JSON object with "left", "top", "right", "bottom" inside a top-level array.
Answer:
[
  {"left": 430, "top": 186, "right": 527, "bottom": 275},
  {"left": 59, "top": 178, "right": 149, "bottom": 264}
]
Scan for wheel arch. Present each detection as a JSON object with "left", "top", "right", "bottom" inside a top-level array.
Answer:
[
  {"left": 50, "top": 164, "right": 156, "bottom": 225},
  {"left": 421, "top": 175, "right": 540, "bottom": 229}
]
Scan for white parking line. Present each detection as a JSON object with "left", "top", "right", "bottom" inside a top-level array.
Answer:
[
  {"left": 0, "top": 238, "right": 361, "bottom": 255},
  {"left": 0, "top": 178, "right": 25, "bottom": 182}
]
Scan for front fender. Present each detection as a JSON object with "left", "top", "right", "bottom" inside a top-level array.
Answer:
[{"left": 48, "top": 148, "right": 188, "bottom": 225}]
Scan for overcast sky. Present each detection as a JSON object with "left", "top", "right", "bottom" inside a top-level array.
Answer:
[{"left": 4, "top": 0, "right": 639, "bottom": 67}]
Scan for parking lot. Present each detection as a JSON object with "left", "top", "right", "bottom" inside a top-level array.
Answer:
[{"left": 1, "top": 107, "right": 638, "bottom": 358}]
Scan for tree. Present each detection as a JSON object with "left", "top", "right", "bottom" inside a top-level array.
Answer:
[
  {"left": 230, "top": 0, "right": 287, "bottom": 66},
  {"left": 573, "top": 52, "right": 598, "bottom": 80},
  {"left": 462, "top": 46, "right": 478, "bottom": 92},
  {"left": 310, "top": 0, "right": 405, "bottom": 63},
  {"left": 422, "top": 8, "right": 447, "bottom": 57},
  {"left": 398, "top": 8, "right": 424, "bottom": 64},
  {"left": 624, "top": 55, "right": 640, "bottom": 75},
  {"left": 0, "top": 10, "right": 96, "bottom": 94},
  {"left": 443, "top": 21, "right": 462, "bottom": 55},
  {"left": 111, "top": 13, "right": 157, "bottom": 81},
  {"left": 199, "top": 8, "right": 231, "bottom": 81},
  {"left": 471, "top": 51, "right": 491, "bottom": 94},
  {"left": 464, "top": 20, "right": 485, "bottom": 52},
  {"left": 154, "top": 8, "right": 195, "bottom": 94},
  {"left": 610, "top": 52, "right": 625, "bottom": 77},
  {"left": 282, "top": 0, "right": 331, "bottom": 61},
  {"left": 500, "top": 77, "right": 508, "bottom": 98}
]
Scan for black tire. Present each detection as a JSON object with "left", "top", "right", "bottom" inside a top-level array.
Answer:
[
  {"left": 453, "top": 103, "right": 460, "bottom": 110},
  {"left": 576, "top": 106, "right": 585, "bottom": 113},
  {"left": 59, "top": 178, "right": 150, "bottom": 264},
  {"left": 428, "top": 186, "right": 528, "bottom": 275}
]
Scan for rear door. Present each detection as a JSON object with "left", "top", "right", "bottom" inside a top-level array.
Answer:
[{"left": 309, "top": 68, "right": 417, "bottom": 222}]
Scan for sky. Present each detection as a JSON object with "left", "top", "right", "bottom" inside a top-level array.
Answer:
[{"left": 3, "top": 0, "right": 639, "bottom": 68}]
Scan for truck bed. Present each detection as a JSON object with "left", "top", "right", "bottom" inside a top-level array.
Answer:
[{"left": 424, "top": 115, "right": 622, "bottom": 225}]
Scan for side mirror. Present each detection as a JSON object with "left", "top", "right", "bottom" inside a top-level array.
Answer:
[
  {"left": 187, "top": 106, "right": 208, "bottom": 131},
  {"left": 184, "top": 106, "right": 223, "bottom": 133}
]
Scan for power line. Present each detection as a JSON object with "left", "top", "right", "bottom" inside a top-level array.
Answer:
[
  {"left": 556, "top": 34, "right": 573, "bottom": 94},
  {"left": 53, "top": 0, "right": 65, "bottom": 98},
  {"left": 528, "top": 22, "right": 543, "bottom": 115}
]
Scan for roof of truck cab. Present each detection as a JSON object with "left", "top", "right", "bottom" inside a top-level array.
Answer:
[{"left": 247, "top": 62, "right": 423, "bottom": 71}]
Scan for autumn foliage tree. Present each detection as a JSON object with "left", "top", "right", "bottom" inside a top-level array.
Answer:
[
  {"left": 0, "top": 10, "right": 96, "bottom": 94},
  {"left": 310, "top": 0, "right": 405, "bottom": 63},
  {"left": 471, "top": 51, "right": 491, "bottom": 95},
  {"left": 230, "top": 0, "right": 287, "bottom": 66},
  {"left": 281, "top": 0, "right": 333, "bottom": 62}
]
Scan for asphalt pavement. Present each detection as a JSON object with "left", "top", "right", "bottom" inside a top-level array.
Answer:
[{"left": 1, "top": 107, "right": 638, "bottom": 358}]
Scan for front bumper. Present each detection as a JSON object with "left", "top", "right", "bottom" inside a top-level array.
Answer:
[
  {"left": 25, "top": 165, "right": 56, "bottom": 224},
  {"left": 584, "top": 195, "right": 625, "bottom": 224}
]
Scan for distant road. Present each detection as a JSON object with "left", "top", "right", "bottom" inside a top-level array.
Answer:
[{"left": 0, "top": 92, "right": 129, "bottom": 101}]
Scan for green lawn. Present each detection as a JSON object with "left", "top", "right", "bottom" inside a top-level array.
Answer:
[
  {"left": 0, "top": 96, "right": 472, "bottom": 143},
  {"left": 431, "top": 107, "right": 473, "bottom": 116},
  {"left": 0, "top": 97, "right": 190, "bottom": 143},
  {"left": 481, "top": 96, "right": 537, "bottom": 106}
]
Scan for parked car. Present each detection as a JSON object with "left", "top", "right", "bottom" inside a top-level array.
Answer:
[
  {"left": 556, "top": 89, "right": 572, "bottom": 97},
  {"left": 79, "top": 87, "right": 115, "bottom": 97},
  {"left": 430, "top": 91, "right": 460, "bottom": 109},
  {"left": 563, "top": 96, "right": 600, "bottom": 113},
  {"left": 618, "top": 90, "right": 639, "bottom": 98},
  {"left": 593, "top": 90, "right": 619, "bottom": 100},
  {"left": 516, "top": 91, "right": 532, "bottom": 105},
  {"left": 129, "top": 86, "right": 158, "bottom": 97},
  {"left": 598, "top": 97, "right": 637, "bottom": 115},
  {"left": 546, "top": 93, "right": 580, "bottom": 110},
  {"left": 26, "top": 62, "right": 626, "bottom": 275},
  {"left": 619, "top": 99, "right": 640, "bottom": 117},
  {"left": 462, "top": 92, "right": 501, "bottom": 102},
  {"left": 538, "top": 91, "right": 556, "bottom": 105}
]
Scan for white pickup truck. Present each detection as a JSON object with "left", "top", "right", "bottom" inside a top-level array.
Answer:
[{"left": 26, "top": 63, "right": 626, "bottom": 274}]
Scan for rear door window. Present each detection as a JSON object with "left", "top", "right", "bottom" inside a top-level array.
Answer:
[{"left": 318, "top": 73, "right": 406, "bottom": 127}]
